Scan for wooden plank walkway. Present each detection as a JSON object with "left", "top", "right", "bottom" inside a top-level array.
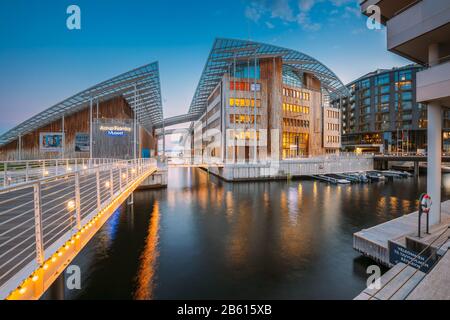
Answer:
[
  {"left": 354, "top": 263, "right": 426, "bottom": 300},
  {"left": 353, "top": 200, "right": 450, "bottom": 266},
  {"left": 407, "top": 250, "right": 450, "bottom": 300}
]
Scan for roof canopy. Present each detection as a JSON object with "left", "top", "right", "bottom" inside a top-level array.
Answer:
[
  {"left": 187, "top": 38, "right": 349, "bottom": 120},
  {"left": 0, "top": 62, "right": 163, "bottom": 146}
]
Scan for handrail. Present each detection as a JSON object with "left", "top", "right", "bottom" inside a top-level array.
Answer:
[
  {"left": 0, "top": 158, "right": 125, "bottom": 188},
  {"left": 0, "top": 160, "right": 130, "bottom": 192},
  {"left": 0, "top": 158, "right": 157, "bottom": 299}
]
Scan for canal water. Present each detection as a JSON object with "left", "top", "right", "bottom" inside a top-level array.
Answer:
[{"left": 63, "top": 168, "right": 450, "bottom": 300}]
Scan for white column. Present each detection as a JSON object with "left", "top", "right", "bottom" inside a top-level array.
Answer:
[
  {"left": 428, "top": 102, "right": 441, "bottom": 225},
  {"left": 428, "top": 43, "right": 442, "bottom": 225}
]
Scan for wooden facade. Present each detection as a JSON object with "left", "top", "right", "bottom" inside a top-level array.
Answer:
[{"left": 0, "top": 96, "right": 156, "bottom": 160}]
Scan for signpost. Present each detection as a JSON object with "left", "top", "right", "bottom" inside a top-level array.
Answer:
[{"left": 389, "top": 241, "right": 438, "bottom": 273}]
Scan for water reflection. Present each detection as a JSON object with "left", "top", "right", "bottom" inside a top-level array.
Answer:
[
  {"left": 134, "top": 201, "right": 160, "bottom": 300},
  {"left": 68, "top": 169, "right": 450, "bottom": 300}
]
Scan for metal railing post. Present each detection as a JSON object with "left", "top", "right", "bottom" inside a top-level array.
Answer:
[
  {"left": 110, "top": 168, "right": 114, "bottom": 199},
  {"left": 119, "top": 167, "right": 123, "bottom": 191},
  {"left": 3, "top": 163, "right": 7, "bottom": 187},
  {"left": 33, "top": 182, "right": 45, "bottom": 265},
  {"left": 96, "top": 168, "right": 101, "bottom": 212},
  {"left": 75, "top": 172, "right": 81, "bottom": 230},
  {"left": 25, "top": 161, "right": 29, "bottom": 182}
]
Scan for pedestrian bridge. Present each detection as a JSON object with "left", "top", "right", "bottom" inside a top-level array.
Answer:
[{"left": 0, "top": 158, "right": 158, "bottom": 300}]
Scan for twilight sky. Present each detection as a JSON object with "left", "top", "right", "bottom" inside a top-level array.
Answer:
[{"left": 0, "top": 0, "right": 410, "bottom": 134}]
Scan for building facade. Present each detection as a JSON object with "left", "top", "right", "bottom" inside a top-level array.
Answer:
[
  {"left": 360, "top": 0, "right": 450, "bottom": 224},
  {"left": 191, "top": 39, "right": 346, "bottom": 164},
  {"left": 0, "top": 62, "right": 163, "bottom": 161},
  {"left": 335, "top": 64, "right": 450, "bottom": 154}
]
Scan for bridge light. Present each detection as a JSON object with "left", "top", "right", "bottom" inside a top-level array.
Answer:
[
  {"left": 51, "top": 257, "right": 56, "bottom": 263},
  {"left": 57, "top": 251, "right": 62, "bottom": 257},
  {"left": 67, "top": 200, "right": 75, "bottom": 211},
  {"left": 43, "top": 264, "right": 49, "bottom": 270},
  {"left": 65, "top": 244, "right": 70, "bottom": 250},
  {"left": 19, "top": 287, "right": 26, "bottom": 295},
  {"left": 32, "top": 275, "right": 39, "bottom": 282}
]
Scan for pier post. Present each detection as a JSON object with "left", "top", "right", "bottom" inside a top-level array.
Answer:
[{"left": 127, "top": 192, "right": 134, "bottom": 205}]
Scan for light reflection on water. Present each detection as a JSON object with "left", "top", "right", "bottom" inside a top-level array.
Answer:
[{"left": 65, "top": 169, "right": 450, "bottom": 300}]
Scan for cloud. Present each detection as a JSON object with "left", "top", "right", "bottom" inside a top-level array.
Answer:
[
  {"left": 245, "top": 4, "right": 263, "bottom": 22},
  {"left": 265, "top": 21, "right": 275, "bottom": 29},
  {"left": 243, "top": 0, "right": 319, "bottom": 31},
  {"left": 344, "top": 6, "right": 362, "bottom": 18},
  {"left": 243, "top": 0, "right": 360, "bottom": 32}
]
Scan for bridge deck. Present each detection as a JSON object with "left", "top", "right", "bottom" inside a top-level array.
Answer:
[{"left": 0, "top": 158, "right": 157, "bottom": 300}]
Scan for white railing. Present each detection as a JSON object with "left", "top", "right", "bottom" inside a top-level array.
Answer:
[
  {"left": 0, "top": 158, "right": 156, "bottom": 297},
  {"left": 0, "top": 158, "right": 123, "bottom": 188}
]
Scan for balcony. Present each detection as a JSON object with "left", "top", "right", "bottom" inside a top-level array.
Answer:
[
  {"left": 387, "top": 0, "right": 450, "bottom": 64},
  {"left": 417, "top": 61, "right": 450, "bottom": 106},
  {"left": 360, "top": 0, "right": 419, "bottom": 24}
]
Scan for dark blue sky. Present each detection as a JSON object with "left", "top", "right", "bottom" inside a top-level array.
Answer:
[{"left": 0, "top": 0, "right": 409, "bottom": 134}]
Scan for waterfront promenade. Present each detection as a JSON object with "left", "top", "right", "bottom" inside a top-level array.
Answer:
[{"left": 354, "top": 200, "right": 450, "bottom": 300}]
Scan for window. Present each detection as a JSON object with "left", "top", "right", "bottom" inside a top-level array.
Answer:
[
  {"left": 401, "top": 92, "right": 412, "bottom": 101},
  {"left": 229, "top": 98, "right": 261, "bottom": 107},
  {"left": 398, "top": 70, "right": 412, "bottom": 81},
  {"left": 380, "top": 85, "right": 390, "bottom": 94},
  {"left": 376, "top": 74, "right": 390, "bottom": 86},
  {"left": 360, "top": 79, "right": 370, "bottom": 89}
]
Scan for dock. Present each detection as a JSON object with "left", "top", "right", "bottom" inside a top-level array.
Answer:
[
  {"left": 354, "top": 200, "right": 450, "bottom": 300},
  {"left": 407, "top": 250, "right": 450, "bottom": 300},
  {"left": 353, "top": 200, "right": 450, "bottom": 267}
]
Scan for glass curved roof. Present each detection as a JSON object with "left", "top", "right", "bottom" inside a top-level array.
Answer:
[
  {"left": 187, "top": 38, "right": 349, "bottom": 118},
  {"left": 0, "top": 62, "right": 163, "bottom": 147}
]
